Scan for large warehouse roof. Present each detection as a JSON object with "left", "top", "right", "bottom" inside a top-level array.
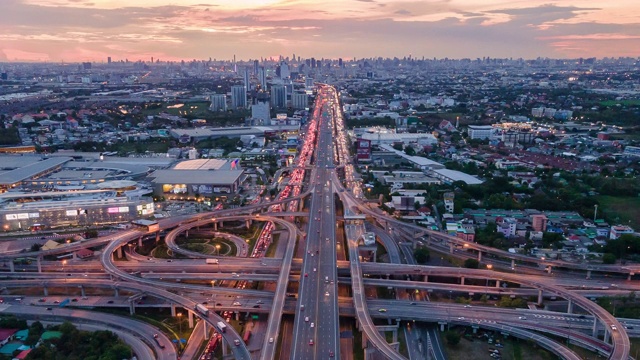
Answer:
[
  {"left": 149, "top": 170, "right": 243, "bottom": 185},
  {"left": 0, "top": 157, "right": 72, "bottom": 185}
]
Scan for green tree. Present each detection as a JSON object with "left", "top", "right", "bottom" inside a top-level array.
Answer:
[
  {"left": 542, "top": 232, "right": 564, "bottom": 248},
  {"left": 602, "top": 253, "right": 617, "bottom": 264},
  {"left": 413, "top": 247, "right": 430, "bottom": 264},
  {"left": 445, "top": 331, "right": 461, "bottom": 346},
  {"left": 463, "top": 258, "right": 479, "bottom": 269}
]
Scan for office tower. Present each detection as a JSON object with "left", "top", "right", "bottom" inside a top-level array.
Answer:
[
  {"left": 252, "top": 100, "right": 271, "bottom": 124},
  {"left": 231, "top": 85, "right": 247, "bottom": 109},
  {"left": 107, "top": 57, "right": 112, "bottom": 64},
  {"left": 82, "top": 62, "right": 92, "bottom": 70},
  {"left": 253, "top": 60, "right": 259, "bottom": 75},
  {"left": 270, "top": 85, "right": 287, "bottom": 109},
  {"left": 209, "top": 94, "right": 227, "bottom": 112},
  {"left": 243, "top": 69, "right": 250, "bottom": 91},
  {"left": 258, "top": 67, "right": 267, "bottom": 89},
  {"left": 305, "top": 77, "right": 314, "bottom": 88},
  {"left": 338, "top": 58, "right": 343, "bottom": 67},
  {"left": 280, "top": 62, "right": 290, "bottom": 79},
  {"left": 311, "top": 58, "right": 316, "bottom": 68},
  {"left": 292, "top": 92, "right": 308, "bottom": 110}
]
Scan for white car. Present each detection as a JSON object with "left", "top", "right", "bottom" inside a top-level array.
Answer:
[
  {"left": 232, "top": 302, "right": 241, "bottom": 306},
  {"left": 305, "top": 316, "right": 309, "bottom": 322},
  {"left": 310, "top": 322, "right": 314, "bottom": 328}
]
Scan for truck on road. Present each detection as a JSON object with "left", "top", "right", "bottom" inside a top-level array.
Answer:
[
  {"left": 195, "top": 303, "right": 210, "bottom": 316},
  {"left": 217, "top": 321, "right": 227, "bottom": 333},
  {"left": 205, "top": 258, "right": 219, "bottom": 264}
]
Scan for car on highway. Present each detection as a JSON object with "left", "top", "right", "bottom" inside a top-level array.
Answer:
[
  {"left": 234, "top": 339, "right": 240, "bottom": 346},
  {"left": 269, "top": 337, "right": 274, "bottom": 343},
  {"left": 378, "top": 309, "right": 387, "bottom": 313},
  {"left": 256, "top": 300, "right": 264, "bottom": 304},
  {"left": 305, "top": 317, "right": 309, "bottom": 322},
  {"left": 329, "top": 351, "right": 334, "bottom": 357},
  {"left": 457, "top": 317, "right": 465, "bottom": 320},
  {"left": 38, "top": 298, "right": 46, "bottom": 302},
  {"left": 325, "top": 291, "right": 330, "bottom": 296},
  {"left": 304, "top": 273, "right": 308, "bottom": 277},
  {"left": 232, "top": 302, "right": 241, "bottom": 306},
  {"left": 300, "top": 305, "right": 305, "bottom": 311},
  {"left": 46, "top": 307, "right": 52, "bottom": 311},
  {"left": 310, "top": 322, "right": 314, "bottom": 328},
  {"left": 308, "top": 339, "right": 314, "bottom": 346},
  {"left": 611, "top": 325, "right": 618, "bottom": 331}
]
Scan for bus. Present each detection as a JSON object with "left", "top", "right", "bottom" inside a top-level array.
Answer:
[{"left": 195, "top": 304, "right": 209, "bottom": 316}]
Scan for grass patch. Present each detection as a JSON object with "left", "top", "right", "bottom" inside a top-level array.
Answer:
[{"left": 597, "top": 195, "right": 640, "bottom": 230}]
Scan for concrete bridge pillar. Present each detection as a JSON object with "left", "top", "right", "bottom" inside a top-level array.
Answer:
[
  {"left": 222, "top": 341, "right": 227, "bottom": 357},
  {"left": 592, "top": 319, "right": 598, "bottom": 337},
  {"left": 214, "top": 222, "right": 218, "bottom": 231},
  {"left": 36, "top": 256, "right": 42, "bottom": 273},
  {"left": 546, "top": 266, "right": 552, "bottom": 274},
  {"left": 392, "top": 329, "right": 398, "bottom": 343},
  {"left": 628, "top": 273, "right": 634, "bottom": 281},
  {"left": 43, "top": 286, "right": 48, "bottom": 296},
  {"left": 116, "top": 246, "right": 123, "bottom": 259},
  {"left": 203, "top": 322, "right": 208, "bottom": 338},
  {"left": 537, "top": 289, "right": 543, "bottom": 305},
  {"left": 171, "top": 304, "right": 176, "bottom": 317},
  {"left": 460, "top": 277, "right": 465, "bottom": 285},
  {"left": 495, "top": 281, "right": 501, "bottom": 288},
  {"left": 246, "top": 220, "right": 251, "bottom": 229},
  {"left": 567, "top": 300, "right": 574, "bottom": 314},
  {"left": 129, "top": 301, "right": 135, "bottom": 315},
  {"left": 188, "top": 310, "right": 194, "bottom": 328},
  {"left": 477, "top": 252, "right": 482, "bottom": 262},
  {"left": 235, "top": 312, "right": 240, "bottom": 321},
  {"left": 449, "top": 243, "right": 454, "bottom": 254},
  {"left": 185, "top": 230, "right": 188, "bottom": 238},
  {"left": 423, "top": 275, "right": 428, "bottom": 282},
  {"left": 439, "top": 323, "right": 445, "bottom": 332},
  {"left": 114, "top": 288, "right": 119, "bottom": 297},
  {"left": 79, "top": 286, "right": 85, "bottom": 298},
  {"left": 72, "top": 251, "right": 77, "bottom": 260},
  {"left": 604, "top": 329, "right": 611, "bottom": 343},
  {"left": 138, "top": 236, "right": 143, "bottom": 247},
  {"left": 8, "top": 261, "right": 14, "bottom": 273},
  {"left": 586, "top": 270, "right": 591, "bottom": 279},
  {"left": 219, "top": 221, "right": 223, "bottom": 229},
  {"left": 511, "top": 259, "right": 515, "bottom": 269},
  {"left": 155, "top": 232, "right": 160, "bottom": 243}
]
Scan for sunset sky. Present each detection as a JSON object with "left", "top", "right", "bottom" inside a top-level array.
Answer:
[{"left": 2, "top": 0, "right": 640, "bottom": 62}]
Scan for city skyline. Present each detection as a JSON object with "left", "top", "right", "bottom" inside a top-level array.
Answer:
[{"left": 1, "top": 0, "right": 640, "bottom": 63}]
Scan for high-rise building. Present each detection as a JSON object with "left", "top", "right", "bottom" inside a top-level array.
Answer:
[
  {"left": 209, "top": 94, "right": 227, "bottom": 112},
  {"left": 258, "top": 67, "right": 267, "bottom": 89},
  {"left": 252, "top": 100, "right": 270, "bottom": 124},
  {"left": 253, "top": 60, "right": 259, "bottom": 75},
  {"left": 230, "top": 85, "right": 247, "bottom": 109},
  {"left": 292, "top": 92, "right": 308, "bottom": 110},
  {"left": 107, "top": 57, "right": 112, "bottom": 64},
  {"left": 280, "top": 61, "right": 290, "bottom": 79},
  {"left": 305, "top": 77, "right": 314, "bottom": 89},
  {"left": 243, "top": 69, "right": 250, "bottom": 91},
  {"left": 270, "top": 85, "right": 287, "bottom": 109}
]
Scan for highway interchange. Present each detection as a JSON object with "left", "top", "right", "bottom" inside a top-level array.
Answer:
[{"left": 0, "top": 84, "right": 636, "bottom": 360}]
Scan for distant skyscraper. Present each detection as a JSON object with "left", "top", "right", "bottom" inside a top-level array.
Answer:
[
  {"left": 243, "top": 69, "right": 250, "bottom": 91},
  {"left": 338, "top": 58, "right": 343, "bottom": 67},
  {"left": 292, "top": 92, "right": 308, "bottom": 110},
  {"left": 270, "top": 85, "right": 287, "bottom": 109},
  {"left": 311, "top": 58, "right": 316, "bottom": 68},
  {"left": 305, "top": 77, "right": 314, "bottom": 89},
  {"left": 280, "top": 61, "right": 290, "bottom": 79},
  {"left": 258, "top": 67, "right": 267, "bottom": 89},
  {"left": 209, "top": 94, "right": 227, "bottom": 112},
  {"left": 253, "top": 60, "right": 259, "bottom": 75},
  {"left": 107, "top": 57, "right": 112, "bottom": 64},
  {"left": 231, "top": 85, "right": 247, "bottom": 109}
]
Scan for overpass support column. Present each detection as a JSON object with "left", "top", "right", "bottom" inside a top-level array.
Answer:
[
  {"left": 460, "top": 277, "right": 465, "bottom": 285},
  {"left": 171, "top": 304, "right": 176, "bottom": 317},
  {"left": 477, "top": 252, "right": 482, "bottom": 262},
  {"left": 188, "top": 310, "right": 194, "bottom": 328},
  {"left": 537, "top": 289, "right": 543, "bottom": 305},
  {"left": 37, "top": 256, "right": 42, "bottom": 273},
  {"left": 114, "top": 288, "right": 119, "bottom": 297},
  {"left": 43, "top": 286, "right": 48, "bottom": 296},
  {"left": 495, "top": 281, "right": 501, "bottom": 288},
  {"left": 79, "top": 286, "right": 85, "bottom": 298},
  {"left": 546, "top": 266, "right": 552, "bottom": 274},
  {"left": 213, "top": 222, "right": 218, "bottom": 231},
  {"left": 439, "top": 323, "right": 445, "bottom": 332},
  {"left": 8, "top": 261, "right": 14, "bottom": 273},
  {"left": 155, "top": 232, "right": 160, "bottom": 243},
  {"left": 423, "top": 275, "right": 428, "bottom": 282},
  {"left": 392, "top": 329, "right": 398, "bottom": 343},
  {"left": 567, "top": 300, "right": 574, "bottom": 314},
  {"left": 586, "top": 270, "right": 591, "bottom": 279},
  {"left": 185, "top": 230, "right": 188, "bottom": 238},
  {"left": 604, "top": 329, "right": 611, "bottom": 343},
  {"left": 203, "top": 322, "right": 208, "bottom": 338},
  {"left": 129, "top": 301, "right": 135, "bottom": 315},
  {"left": 449, "top": 243, "right": 454, "bottom": 254},
  {"left": 592, "top": 319, "right": 598, "bottom": 337},
  {"left": 245, "top": 220, "right": 251, "bottom": 229},
  {"left": 116, "top": 246, "right": 123, "bottom": 259},
  {"left": 628, "top": 272, "right": 634, "bottom": 281},
  {"left": 72, "top": 251, "right": 77, "bottom": 260},
  {"left": 138, "top": 237, "right": 143, "bottom": 247},
  {"left": 511, "top": 259, "right": 515, "bottom": 269}
]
